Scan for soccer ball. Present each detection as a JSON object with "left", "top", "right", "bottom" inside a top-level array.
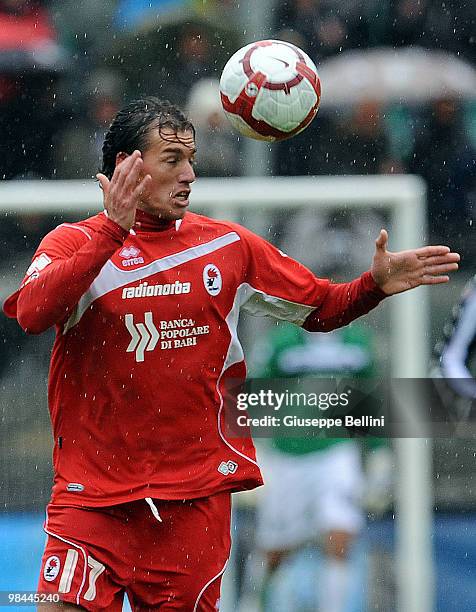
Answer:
[{"left": 219, "top": 39, "right": 321, "bottom": 142}]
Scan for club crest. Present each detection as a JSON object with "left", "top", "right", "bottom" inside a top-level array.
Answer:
[{"left": 203, "top": 264, "right": 222, "bottom": 296}]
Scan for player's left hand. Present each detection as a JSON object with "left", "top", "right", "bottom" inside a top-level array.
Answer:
[{"left": 371, "top": 229, "right": 460, "bottom": 295}]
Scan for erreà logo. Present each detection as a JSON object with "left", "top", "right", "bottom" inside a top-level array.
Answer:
[
  {"left": 125, "top": 312, "right": 159, "bottom": 362},
  {"left": 120, "top": 245, "right": 144, "bottom": 267},
  {"left": 218, "top": 460, "right": 238, "bottom": 476},
  {"left": 203, "top": 264, "right": 222, "bottom": 296}
]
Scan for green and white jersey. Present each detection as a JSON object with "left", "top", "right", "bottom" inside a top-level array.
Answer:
[{"left": 254, "top": 322, "right": 376, "bottom": 454}]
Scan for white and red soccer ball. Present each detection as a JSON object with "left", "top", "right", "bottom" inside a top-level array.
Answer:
[{"left": 219, "top": 39, "right": 321, "bottom": 142}]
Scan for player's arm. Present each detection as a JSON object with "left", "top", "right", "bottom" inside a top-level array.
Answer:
[
  {"left": 303, "top": 229, "right": 460, "bottom": 332},
  {"left": 3, "top": 151, "right": 152, "bottom": 334},
  {"left": 5, "top": 219, "right": 128, "bottom": 334},
  {"left": 302, "top": 271, "right": 386, "bottom": 332},
  {"left": 239, "top": 225, "right": 459, "bottom": 332}
]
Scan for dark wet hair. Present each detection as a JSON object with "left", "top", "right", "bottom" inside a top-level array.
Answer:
[{"left": 101, "top": 97, "right": 195, "bottom": 179}]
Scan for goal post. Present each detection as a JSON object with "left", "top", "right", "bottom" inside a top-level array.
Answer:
[{"left": 0, "top": 174, "right": 433, "bottom": 612}]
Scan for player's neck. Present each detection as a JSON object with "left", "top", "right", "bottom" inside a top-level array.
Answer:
[{"left": 133, "top": 208, "right": 175, "bottom": 232}]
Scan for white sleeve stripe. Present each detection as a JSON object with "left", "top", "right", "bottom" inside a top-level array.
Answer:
[
  {"left": 107, "top": 231, "right": 240, "bottom": 273},
  {"left": 57, "top": 224, "right": 92, "bottom": 240},
  {"left": 63, "top": 231, "right": 241, "bottom": 333},
  {"left": 241, "top": 283, "right": 317, "bottom": 325}
]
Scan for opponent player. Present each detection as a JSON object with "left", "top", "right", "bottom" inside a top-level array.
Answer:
[
  {"left": 434, "top": 274, "right": 476, "bottom": 419},
  {"left": 249, "top": 321, "right": 388, "bottom": 612},
  {"left": 3, "top": 97, "right": 459, "bottom": 611}
]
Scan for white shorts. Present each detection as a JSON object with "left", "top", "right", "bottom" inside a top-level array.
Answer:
[{"left": 256, "top": 441, "right": 365, "bottom": 551}]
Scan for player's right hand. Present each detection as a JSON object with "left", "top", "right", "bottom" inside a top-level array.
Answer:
[{"left": 96, "top": 150, "right": 152, "bottom": 231}]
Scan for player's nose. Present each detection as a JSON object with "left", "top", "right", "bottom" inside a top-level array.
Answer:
[{"left": 179, "top": 162, "right": 196, "bottom": 184}]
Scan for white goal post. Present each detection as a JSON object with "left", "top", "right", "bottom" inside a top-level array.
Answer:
[{"left": 0, "top": 174, "right": 433, "bottom": 612}]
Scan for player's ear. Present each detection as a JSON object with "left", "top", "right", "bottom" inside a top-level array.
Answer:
[{"left": 115, "top": 151, "right": 129, "bottom": 167}]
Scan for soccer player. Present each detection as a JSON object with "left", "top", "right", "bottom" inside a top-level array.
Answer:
[
  {"left": 248, "top": 321, "right": 388, "bottom": 612},
  {"left": 3, "top": 97, "right": 459, "bottom": 611},
  {"left": 434, "top": 274, "right": 476, "bottom": 419}
]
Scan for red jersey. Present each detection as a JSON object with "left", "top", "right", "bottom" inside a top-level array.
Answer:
[{"left": 3, "top": 209, "right": 385, "bottom": 507}]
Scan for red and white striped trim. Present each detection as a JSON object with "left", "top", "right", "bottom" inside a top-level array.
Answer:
[
  {"left": 193, "top": 559, "right": 228, "bottom": 612},
  {"left": 58, "top": 549, "right": 79, "bottom": 594},
  {"left": 44, "top": 509, "right": 89, "bottom": 606},
  {"left": 216, "top": 283, "right": 260, "bottom": 467},
  {"left": 216, "top": 282, "right": 316, "bottom": 466}
]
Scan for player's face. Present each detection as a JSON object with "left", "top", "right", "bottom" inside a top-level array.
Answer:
[{"left": 138, "top": 127, "right": 196, "bottom": 221}]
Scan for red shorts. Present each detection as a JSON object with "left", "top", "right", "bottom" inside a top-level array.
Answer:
[{"left": 38, "top": 493, "right": 231, "bottom": 611}]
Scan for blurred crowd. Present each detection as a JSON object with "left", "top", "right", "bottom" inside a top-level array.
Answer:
[{"left": 0, "top": 0, "right": 475, "bottom": 245}]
